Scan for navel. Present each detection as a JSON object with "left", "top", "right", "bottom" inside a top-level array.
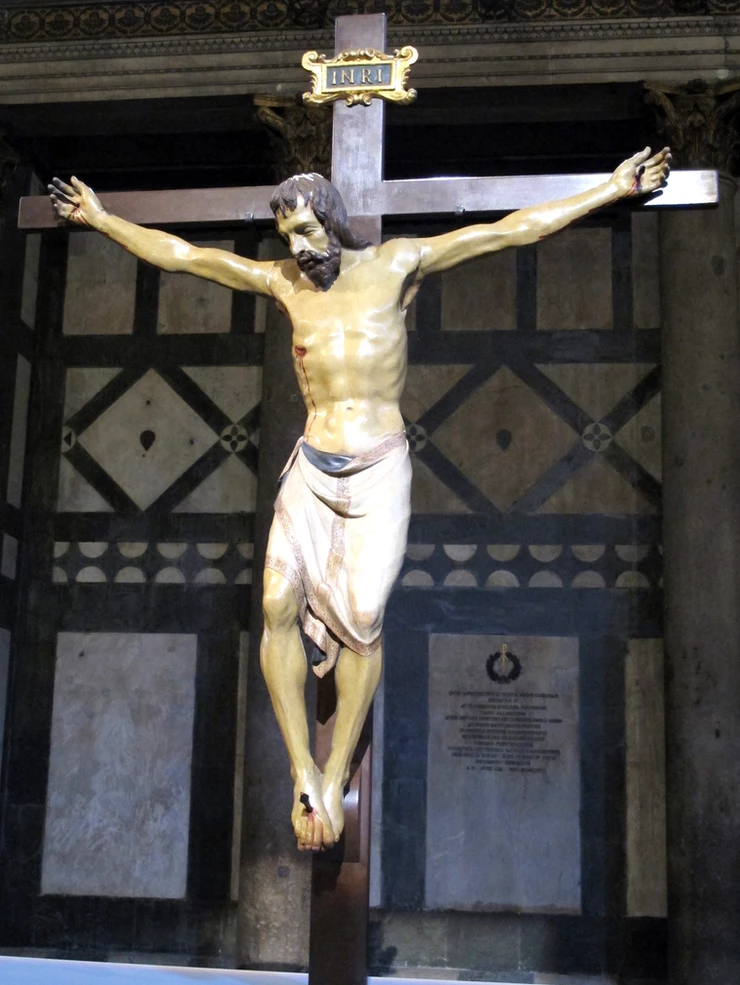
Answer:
[{"left": 295, "top": 345, "right": 307, "bottom": 357}]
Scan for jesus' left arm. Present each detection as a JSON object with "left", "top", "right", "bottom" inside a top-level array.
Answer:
[{"left": 412, "top": 146, "right": 671, "bottom": 276}]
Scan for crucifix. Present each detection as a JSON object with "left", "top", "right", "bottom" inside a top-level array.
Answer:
[{"left": 20, "top": 12, "right": 716, "bottom": 985}]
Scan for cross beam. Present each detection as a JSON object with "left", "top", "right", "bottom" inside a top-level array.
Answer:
[
  {"left": 17, "top": 15, "right": 717, "bottom": 231},
  {"left": 17, "top": 169, "right": 718, "bottom": 230}
]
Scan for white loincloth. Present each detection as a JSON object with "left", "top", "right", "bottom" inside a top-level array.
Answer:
[{"left": 265, "top": 431, "right": 411, "bottom": 676}]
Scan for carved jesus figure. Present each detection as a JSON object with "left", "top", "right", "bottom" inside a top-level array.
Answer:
[{"left": 50, "top": 146, "right": 670, "bottom": 851}]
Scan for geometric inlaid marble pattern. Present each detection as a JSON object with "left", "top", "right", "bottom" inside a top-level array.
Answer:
[
  {"left": 433, "top": 366, "right": 578, "bottom": 511},
  {"left": 410, "top": 456, "right": 471, "bottom": 515},
  {"left": 51, "top": 540, "right": 254, "bottom": 585},
  {"left": 615, "top": 393, "right": 662, "bottom": 481},
  {"left": 77, "top": 369, "right": 219, "bottom": 510},
  {"left": 537, "top": 455, "right": 657, "bottom": 515},
  {"left": 63, "top": 232, "right": 137, "bottom": 335},
  {"left": 401, "top": 364, "right": 472, "bottom": 424},
  {"left": 173, "top": 454, "right": 258, "bottom": 514},
  {"left": 537, "top": 363, "right": 656, "bottom": 423},
  {"left": 158, "top": 240, "right": 234, "bottom": 335},
  {"left": 42, "top": 633, "right": 196, "bottom": 898},
  {"left": 537, "top": 227, "right": 612, "bottom": 330},
  {"left": 399, "top": 541, "right": 661, "bottom": 589},
  {"left": 441, "top": 249, "right": 517, "bottom": 331},
  {"left": 182, "top": 366, "right": 262, "bottom": 423},
  {"left": 63, "top": 367, "right": 122, "bottom": 422},
  {"left": 57, "top": 456, "right": 115, "bottom": 513}
]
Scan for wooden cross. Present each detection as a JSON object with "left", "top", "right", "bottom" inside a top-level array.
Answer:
[{"left": 17, "top": 13, "right": 717, "bottom": 985}]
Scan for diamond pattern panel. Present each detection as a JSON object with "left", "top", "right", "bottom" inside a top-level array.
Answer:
[
  {"left": 432, "top": 366, "right": 578, "bottom": 511},
  {"left": 537, "top": 364, "right": 657, "bottom": 422},
  {"left": 77, "top": 369, "right": 219, "bottom": 510},
  {"left": 615, "top": 394, "right": 662, "bottom": 481}
]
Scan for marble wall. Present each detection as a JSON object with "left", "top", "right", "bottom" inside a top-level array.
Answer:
[
  {"left": 1, "top": 223, "right": 264, "bottom": 960},
  {"left": 1, "top": 202, "right": 666, "bottom": 981},
  {"left": 0, "top": 170, "right": 38, "bottom": 841},
  {"left": 374, "top": 211, "right": 666, "bottom": 981}
]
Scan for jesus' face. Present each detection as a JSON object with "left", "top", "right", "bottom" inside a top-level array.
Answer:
[{"left": 275, "top": 197, "right": 341, "bottom": 291}]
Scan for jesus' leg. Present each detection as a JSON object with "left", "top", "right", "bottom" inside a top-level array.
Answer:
[
  {"left": 321, "top": 641, "right": 382, "bottom": 841},
  {"left": 261, "top": 566, "right": 335, "bottom": 851}
]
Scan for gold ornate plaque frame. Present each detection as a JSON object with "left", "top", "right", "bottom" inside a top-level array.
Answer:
[{"left": 302, "top": 46, "right": 418, "bottom": 107}]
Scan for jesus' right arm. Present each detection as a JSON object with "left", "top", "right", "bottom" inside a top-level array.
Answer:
[{"left": 49, "top": 176, "right": 276, "bottom": 296}]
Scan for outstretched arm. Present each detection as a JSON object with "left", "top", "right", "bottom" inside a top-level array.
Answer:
[
  {"left": 415, "top": 147, "right": 671, "bottom": 276},
  {"left": 49, "top": 176, "right": 275, "bottom": 296}
]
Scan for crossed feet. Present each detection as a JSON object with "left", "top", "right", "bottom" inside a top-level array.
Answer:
[{"left": 292, "top": 764, "right": 349, "bottom": 851}]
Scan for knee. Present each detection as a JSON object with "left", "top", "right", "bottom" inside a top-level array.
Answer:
[
  {"left": 349, "top": 591, "right": 383, "bottom": 639},
  {"left": 263, "top": 568, "right": 298, "bottom": 632}
]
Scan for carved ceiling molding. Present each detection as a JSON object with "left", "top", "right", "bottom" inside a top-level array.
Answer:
[
  {"left": 1, "top": 15, "right": 740, "bottom": 64},
  {"left": 2, "top": 15, "right": 740, "bottom": 100},
  {"left": 3, "top": 0, "right": 740, "bottom": 46}
]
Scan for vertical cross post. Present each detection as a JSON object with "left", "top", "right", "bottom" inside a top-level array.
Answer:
[{"left": 309, "top": 18, "right": 387, "bottom": 984}]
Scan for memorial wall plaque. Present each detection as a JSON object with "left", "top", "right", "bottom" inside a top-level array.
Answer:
[{"left": 426, "top": 634, "right": 581, "bottom": 912}]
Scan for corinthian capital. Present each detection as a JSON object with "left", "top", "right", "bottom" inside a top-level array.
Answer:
[
  {"left": 645, "top": 79, "right": 740, "bottom": 173},
  {"left": 254, "top": 96, "right": 332, "bottom": 181}
]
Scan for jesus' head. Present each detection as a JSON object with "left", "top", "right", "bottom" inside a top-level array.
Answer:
[{"left": 269, "top": 173, "right": 370, "bottom": 290}]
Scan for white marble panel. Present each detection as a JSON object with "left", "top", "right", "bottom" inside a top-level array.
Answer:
[
  {"left": 57, "top": 457, "right": 114, "bottom": 513},
  {"left": 183, "top": 367, "right": 262, "bottom": 423},
  {"left": 1, "top": 533, "right": 18, "bottom": 579},
  {"left": 441, "top": 249, "right": 517, "bottom": 331},
  {"left": 6, "top": 355, "right": 31, "bottom": 508},
  {"left": 626, "top": 638, "right": 667, "bottom": 917},
  {"left": 63, "top": 233, "right": 137, "bottom": 335},
  {"left": 42, "top": 632, "right": 197, "bottom": 898},
  {"left": 158, "top": 240, "right": 234, "bottom": 334},
  {"left": 426, "top": 634, "right": 581, "bottom": 912},
  {"left": 537, "top": 227, "right": 612, "bottom": 330},
  {"left": 77, "top": 369, "right": 218, "bottom": 510},
  {"left": 21, "top": 232, "right": 41, "bottom": 329},
  {"left": 231, "top": 632, "right": 249, "bottom": 902},
  {"left": 173, "top": 455, "right": 257, "bottom": 513},
  {"left": 63, "top": 368, "right": 121, "bottom": 422},
  {"left": 632, "top": 212, "right": 660, "bottom": 330},
  {"left": 0, "top": 629, "right": 10, "bottom": 773}
]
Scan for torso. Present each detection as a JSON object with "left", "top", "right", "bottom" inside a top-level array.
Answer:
[{"left": 270, "top": 240, "right": 421, "bottom": 456}]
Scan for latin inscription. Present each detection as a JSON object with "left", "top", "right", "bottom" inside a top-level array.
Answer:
[
  {"left": 446, "top": 688, "right": 564, "bottom": 775},
  {"left": 326, "top": 63, "right": 392, "bottom": 89}
]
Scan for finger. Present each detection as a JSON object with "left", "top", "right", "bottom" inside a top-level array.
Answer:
[
  {"left": 70, "top": 175, "right": 87, "bottom": 193},
  {"left": 631, "top": 146, "right": 651, "bottom": 166},
  {"left": 646, "top": 147, "right": 670, "bottom": 168},
  {"left": 50, "top": 182, "right": 80, "bottom": 206},
  {"left": 51, "top": 176, "right": 77, "bottom": 198}
]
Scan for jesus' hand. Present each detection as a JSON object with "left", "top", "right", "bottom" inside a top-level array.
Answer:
[
  {"left": 610, "top": 146, "right": 671, "bottom": 200},
  {"left": 49, "top": 176, "right": 108, "bottom": 231}
]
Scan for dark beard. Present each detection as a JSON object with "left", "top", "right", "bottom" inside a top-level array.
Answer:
[{"left": 295, "top": 238, "right": 341, "bottom": 290}]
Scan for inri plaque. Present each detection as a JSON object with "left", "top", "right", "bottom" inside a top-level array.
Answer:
[{"left": 426, "top": 634, "right": 581, "bottom": 912}]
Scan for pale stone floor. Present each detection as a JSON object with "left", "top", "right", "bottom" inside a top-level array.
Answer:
[{"left": 0, "top": 955, "right": 660, "bottom": 985}]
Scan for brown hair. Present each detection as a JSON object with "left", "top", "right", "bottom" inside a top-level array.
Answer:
[{"left": 269, "top": 173, "right": 370, "bottom": 250}]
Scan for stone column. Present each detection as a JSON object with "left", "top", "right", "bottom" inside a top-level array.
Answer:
[{"left": 651, "top": 81, "right": 740, "bottom": 985}]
